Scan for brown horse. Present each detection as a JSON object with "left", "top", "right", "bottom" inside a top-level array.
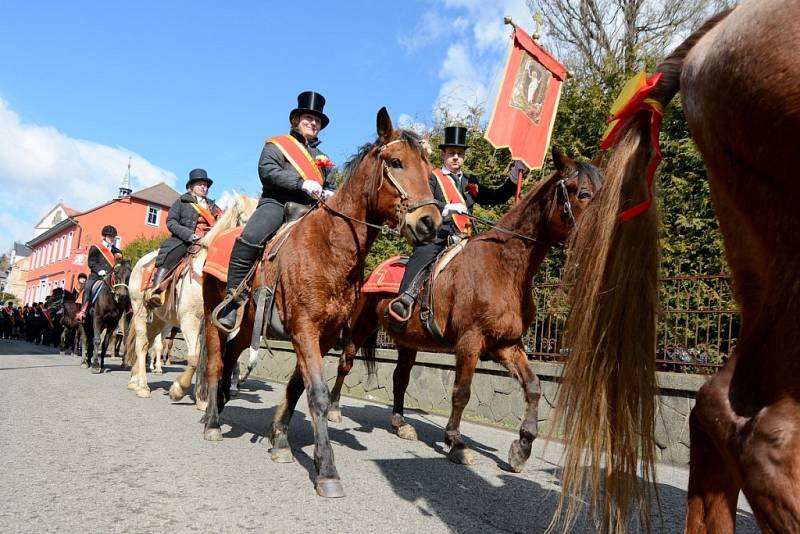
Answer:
[
  {"left": 329, "top": 148, "right": 602, "bottom": 472},
  {"left": 81, "top": 261, "right": 132, "bottom": 373},
  {"left": 552, "top": 1, "right": 800, "bottom": 531},
  {"left": 55, "top": 289, "right": 85, "bottom": 356},
  {"left": 200, "top": 108, "right": 442, "bottom": 498}
]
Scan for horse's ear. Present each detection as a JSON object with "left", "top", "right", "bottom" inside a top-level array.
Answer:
[
  {"left": 377, "top": 107, "right": 393, "bottom": 145},
  {"left": 552, "top": 145, "right": 576, "bottom": 174},
  {"left": 590, "top": 152, "right": 603, "bottom": 167}
]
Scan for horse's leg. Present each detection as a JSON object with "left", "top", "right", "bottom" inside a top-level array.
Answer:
[
  {"left": 496, "top": 344, "right": 540, "bottom": 473},
  {"left": 329, "top": 297, "right": 379, "bottom": 423},
  {"left": 685, "top": 356, "right": 741, "bottom": 533},
  {"left": 169, "top": 317, "right": 200, "bottom": 402},
  {"left": 202, "top": 313, "right": 228, "bottom": 441},
  {"left": 152, "top": 333, "right": 164, "bottom": 375},
  {"left": 269, "top": 365, "right": 306, "bottom": 463},
  {"left": 100, "top": 326, "right": 112, "bottom": 370},
  {"left": 291, "top": 332, "right": 343, "bottom": 498},
  {"left": 444, "top": 341, "right": 481, "bottom": 465},
  {"left": 80, "top": 323, "right": 90, "bottom": 368},
  {"left": 91, "top": 317, "right": 104, "bottom": 374},
  {"left": 390, "top": 346, "right": 419, "bottom": 441}
]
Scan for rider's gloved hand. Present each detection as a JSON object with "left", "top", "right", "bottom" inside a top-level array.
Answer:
[
  {"left": 321, "top": 189, "right": 335, "bottom": 201},
  {"left": 190, "top": 233, "right": 200, "bottom": 242},
  {"left": 98, "top": 270, "right": 107, "bottom": 276},
  {"left": 509, "top": 160, "right": 529, "bottom": 184},
  {"left": 442, "top": 203, "right": 468, "bottom": 217},
  {"left": 301, "top": 180, "right": 323, "bottom": 199}
]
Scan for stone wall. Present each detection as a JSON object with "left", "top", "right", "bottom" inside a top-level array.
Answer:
[{"left": 239, "top": 340, "right": 707, "bottom": 466}]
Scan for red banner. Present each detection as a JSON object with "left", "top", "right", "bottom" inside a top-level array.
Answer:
[{"left": 484, "top": 28, "right": 567, "bottom": 170}]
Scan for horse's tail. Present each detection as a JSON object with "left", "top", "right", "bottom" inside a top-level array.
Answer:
[
  {"left": 194, "top": 319, "right": 208, "bottom": 404},
  {"left": 550, "top": 10, "right": 733, "bottom": 534},
  {"left": 360, "top": 329, "right": 379, "bottom": 377},
  {"left": 123, "top": 303, "right": 145, "bottom": 368}
]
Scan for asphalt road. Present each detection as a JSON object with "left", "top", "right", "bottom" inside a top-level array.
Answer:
[{"left": 0, "top": 339, "right": 757, "bottom": 533}]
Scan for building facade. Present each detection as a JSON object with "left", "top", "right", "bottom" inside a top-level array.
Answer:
[{"left": 24, "top": 183, "right": 178, "bottom": 304}]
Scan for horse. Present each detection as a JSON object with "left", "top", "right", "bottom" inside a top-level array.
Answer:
[
  {"left": 199, "top": 107, "right": 442, "bottom": 498},
  {"left": 53, "top": 288, "right": 85, "bottom": 356},
  {"left": 329, "top": 148, "right": 602, "bottom": 472},
  {"left": 550, "top": 2, "right": 800, "bottom": 531},
  {"left": 124, "top": 192, "right": 258, "bottom": 404},
  {"left": 149, "top": 326, "right": 180, "bottom": 374},
  {"left": 81, "top": 261, "right": 132, "bottom": 373}
]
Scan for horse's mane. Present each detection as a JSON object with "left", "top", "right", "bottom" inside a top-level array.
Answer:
[
  {"left": 199, "top": 193, "right": 258, "bottom": 247},
  {"left": 339, "top": 130, "right": 428, "bottom": 185}
]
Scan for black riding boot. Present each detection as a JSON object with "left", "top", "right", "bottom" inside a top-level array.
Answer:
[
  {"left": 146, "top": 267, "right": 170, "bottom": 307},
  {"left": 216, "top": 237, "right": 264, "bottom": 330}
]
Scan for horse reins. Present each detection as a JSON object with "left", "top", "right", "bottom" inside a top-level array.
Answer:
[{"left": 316, "top": 138, "right": 437, "bottom": 236}]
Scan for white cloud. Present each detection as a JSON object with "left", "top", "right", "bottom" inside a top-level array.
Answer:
[
  {"left": 398, "top": 10, "right": 449, "bottom": 53},
  {"left": 438, "top": 44, "right": 477, "bottom": 81},
  {"left": 0, "top": 98, "right": 177, "bottom": 253},
  {"left": 397, "top": 113, "right": 428, "bottom": 135}
]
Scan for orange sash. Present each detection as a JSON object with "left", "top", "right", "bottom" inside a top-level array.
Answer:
[
  {"left": 190, "top": 202, "right": 218, "bottom": 226},
  {"left": 92, "top": 242, "right": 116, "bottom": 269},
  {"left": 42, "top": 308, "right": 53, "bottom": 329},
  {"left": 433, "top": 169, "right": 471, "bottom": 235},
  {"left": 267, "top": 135, "right": 324, "bottom": 185}
]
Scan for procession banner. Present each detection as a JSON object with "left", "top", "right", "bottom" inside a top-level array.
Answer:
[{"left": 484, "top": 27, "right": 567, "bottom": 175}]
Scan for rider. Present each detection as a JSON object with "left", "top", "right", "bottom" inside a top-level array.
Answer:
[
  {"left": 75, "top": 225, "right": 122, "bottom": 322},
  {"left": 73, "top": 272, "right": 87, "bottom": 302},
  {"left": 388, "top": 126, "right": 528, "bottom": 324},
  {"left": 146, "top": 168, "right": 222, "bottom": 307},
  {"left": 214, "top": 91, "right": 336, "bottom": 330}
]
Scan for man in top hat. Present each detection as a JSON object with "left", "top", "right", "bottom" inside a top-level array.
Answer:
[
  {"left": 76, "top": 225, "right": 122, "bottom": 321},
  {"left": 146, "top": 168, "right": 223, "bottom": 306},
  {"left": 214, "top": 91, "right": 336, "bottom": 330},
  {"left": 388, "top": 125, "right": 528, "bottom": 324}
]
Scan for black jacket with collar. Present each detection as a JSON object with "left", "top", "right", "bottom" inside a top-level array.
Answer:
[
  {"left": 257, "top": 129, "right": 336, "bottom": 205},
  {"left": 429, "top": 170, "right": 516, "bottom": 238},
  {"left": 166, "top": 192, "right": 222, "bottom": 243},
  {"left": 88, "top": 241, "right": 122, "bottom": 275}
]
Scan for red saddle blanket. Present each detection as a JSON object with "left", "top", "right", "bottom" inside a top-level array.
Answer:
[
  {"left": 203, "top": 227, "right": 244, "bottom": 282},
  {"left": 140, "top": 258, "right": 156, "bottom": 291},
  {"left": 362, "top": 256, "right": 408, "bottom": 294}
]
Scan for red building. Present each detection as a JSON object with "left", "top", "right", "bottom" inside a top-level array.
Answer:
[{"left": 24, "top": 183, "right": 179, "bottom": 304}]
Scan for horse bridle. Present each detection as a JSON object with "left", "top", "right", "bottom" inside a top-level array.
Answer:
[{"left": 318, "top": 138, "right": 437, "bottom": 235}]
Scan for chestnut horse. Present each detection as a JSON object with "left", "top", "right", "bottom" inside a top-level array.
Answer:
[
  {"left": 81, "top": 261, "right": 132, "bottom": 373},
  {"left": 552, "top": 2, "right": 800, "bottom": 532},
  {"left": 330, "top": 148, "right": 602, "bottom": 472},
  {"left": 200, "top": 108, "right": 442, "bottom": 498}
]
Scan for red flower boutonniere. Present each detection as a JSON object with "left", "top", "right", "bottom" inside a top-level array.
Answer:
[{"left": 315, "top": 155, "right": 335, "bottom": 170}]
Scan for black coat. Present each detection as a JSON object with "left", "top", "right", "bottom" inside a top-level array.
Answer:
[
  {"left": 257, "top": 129, "right": 336, "bottom": 205},
  {"left": 88, "top": 242, "right": 122, "bottom": 276},
  {"left": 166, "top": 193, "right": 222, "bottom": 243},
  {"left": 430, "top": 170, "right": 516, "bottom": 238}
]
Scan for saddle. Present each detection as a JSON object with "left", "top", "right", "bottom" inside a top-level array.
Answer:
[
  {"left": 364, "top": 240, "right": 468, "bottom": 340},
  {"left": 142, "top": 247, "right": 199, "bottom": 311}
]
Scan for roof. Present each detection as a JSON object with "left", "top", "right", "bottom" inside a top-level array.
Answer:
[
  {"left": 130, "top": 182, "right": 180, "bottom": 207},
  {"left": 13, "top": 242, "right": 32, "bottom": 257},
  {"left": 33, "top": 202, "right": 79, "bottom": 230},
  {"left": 63, "top": 206, "right": 80, "bottom": 217},
  {"left": 26, "top": 218, "right": 78, "bottom": 247}
]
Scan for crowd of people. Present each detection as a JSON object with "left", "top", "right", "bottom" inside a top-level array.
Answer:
[{"left": 0, "top": 298, "right": 63, "bottom": 345}]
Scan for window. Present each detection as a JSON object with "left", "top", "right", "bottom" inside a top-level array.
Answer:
[
  {"left": 65, "top": 231, "right": 73, "bottom": 258},
  {"left": 46, "top": 242, "right": 52, "bottom": 265},
  {"left": 58, "top": 236, "right": 65, "bottom": 260},
  {"left": 146, "top": 205, "right": 159, "bottom": 226}
]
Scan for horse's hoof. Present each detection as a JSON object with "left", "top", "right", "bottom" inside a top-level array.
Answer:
[
  {"left": 196, "top": 399, "right": 208, "bottom": 412},
  {"left": 91, "top": 366, "right": 103, "bottom": 374},
  {"left": 229, "top": 388, "right": 239, "bottom": 397},
  {"left": 270, "top": 447, "right": 295, "bottom": 464},
  {"left": 135, "top": 388, "right": 151, "bottom": 399},
  {"left": 327, "top": 408, "right": 342, "bottom": 423},
  {"left": 447, "top": 446, "right": 476, "bottom": 465},
  {"left": 168, "top": 382, "right": 186, "bottom": 401},
  {"left": 154, "top": 368, "right": 163, "bottom": 376},
  {"left": 315, "top": 478, "right": 345, "bottom": 499},
  {"left": 395, "top": 424, "right": 418, "bottom": 441},
  {"left": 203, "top": 428, "right": 223, "bottom": 442},
  {"left": 127, "top": 381, "right": 138, "bottom": 390},
  {"left": 80, "top": 362, "right": 88, "bottom": 369},
  {"left": 507, "top": 439, "right": 529, "bottom": 473}
]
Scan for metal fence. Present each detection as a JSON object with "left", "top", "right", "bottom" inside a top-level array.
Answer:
[{"left": 376, "top": 272, "right": 739, "bottom": 374}]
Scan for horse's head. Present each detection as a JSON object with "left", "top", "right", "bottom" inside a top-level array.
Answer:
[
  {"left": 369, "top": 107, "right": 442, "bottom": 245},
  {"left": 233, "top": 193, "right": 259, "bottom": 225},
  {"left": 110, "top": 260, "right": 132, "bottom": 303},
  {"left": 544, "top": 146, "right": 604, "bottom": 243}
]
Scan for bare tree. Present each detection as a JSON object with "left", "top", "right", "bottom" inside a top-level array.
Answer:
[{"left": 525, "top": 0, "right": 736, "bottom": 83}]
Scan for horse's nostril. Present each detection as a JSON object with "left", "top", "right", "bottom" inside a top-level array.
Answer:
[{"left": 418, "top": 215, "right": 434, "bottom": 234}]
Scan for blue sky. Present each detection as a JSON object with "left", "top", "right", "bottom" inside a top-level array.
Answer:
[{"left": 0, "top": 0, "right": 533, "bottom": 253}]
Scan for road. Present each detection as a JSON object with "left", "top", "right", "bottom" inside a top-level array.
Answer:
[{"left": 0, "top": 339, "right": 757, "bottom": 533}]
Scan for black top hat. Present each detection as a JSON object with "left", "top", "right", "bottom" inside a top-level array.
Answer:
[
  {"left": 289, "top": 91, "right": 330, "bottom": 129},
  {"left": 186, "top": 168, "right": 214, "bottom": 189},
  {"left": 438, "top": 126, "right": 468, "bottom": 149}
]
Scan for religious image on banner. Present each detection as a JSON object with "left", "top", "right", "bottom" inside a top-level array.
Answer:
[
  {"left": 484, "top": 24, "right": 567, "bottom": 172},
  {"left": 510, "top": 55, "right": 550, "bottom": 124}
]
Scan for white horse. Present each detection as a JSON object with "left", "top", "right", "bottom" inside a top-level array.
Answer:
[{"left": 125, "top": 193, "right": 257, "bottom": 408}]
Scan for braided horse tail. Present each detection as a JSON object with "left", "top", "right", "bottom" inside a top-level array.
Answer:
[{"left": 549, "top": 9, "right": 733, "bottom": 533}]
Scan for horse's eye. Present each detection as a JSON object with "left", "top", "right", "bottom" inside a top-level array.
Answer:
[{"left": 390, "top": 158, "right": 403, "bottom": 169}]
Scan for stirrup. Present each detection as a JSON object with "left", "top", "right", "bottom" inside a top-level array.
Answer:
[
  {"left": 212, "top": 292, "right": 247, "bottom": 334},
  {"left": 145, "top": 289, "right": 164, "bottom": 308},
  {"left": 387, "top": 294, "right": 414, "bottom": 324}
]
